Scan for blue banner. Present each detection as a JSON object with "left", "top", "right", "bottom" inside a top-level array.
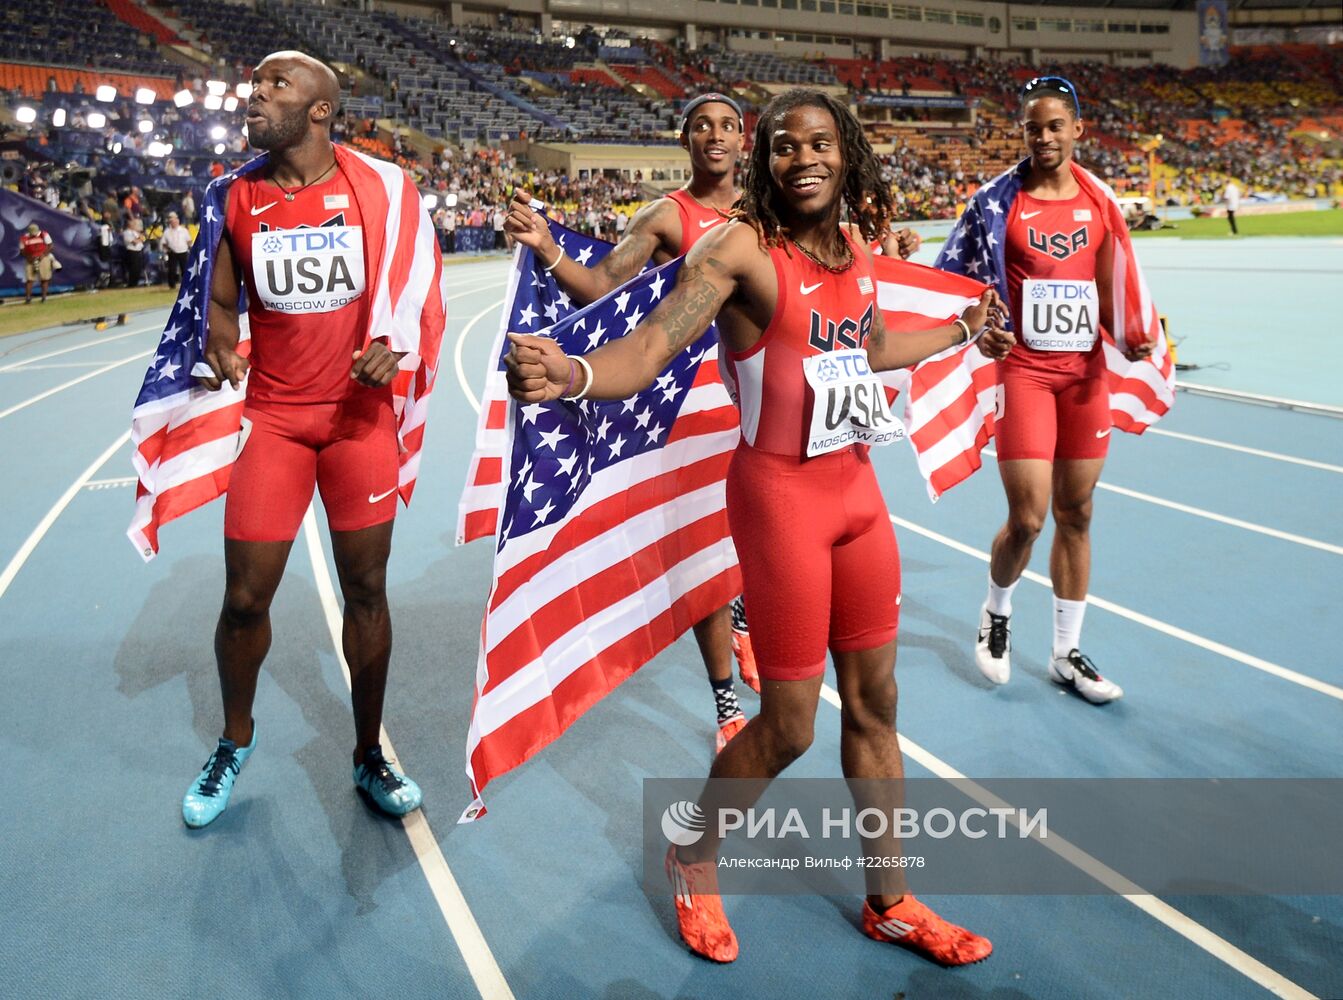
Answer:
[
  {"left": 1198, "top": 0, "right": 1230, "bottom": 68},
  {"left": 0, "top": 188, "right": 103, "bottom": 295}
]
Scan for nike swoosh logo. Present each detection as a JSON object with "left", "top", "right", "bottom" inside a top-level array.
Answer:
[
  {"left": 800, "top": 282, "right": 823, "bottom": 295},
  {"left": 698, "top": 218, "right": 721, "bottom": 228},
  {"left": 250, "top": 202, "right": 278, "bottom": 216},
  {"left": 368, "top": 488, "right": 397, "bottom": 503},
  {"left": 1020, "top": 210, "right": 1043, "bottom": 220},
  {"left": 1095, "top": 428, "right": 1111, "bottom": 438}
]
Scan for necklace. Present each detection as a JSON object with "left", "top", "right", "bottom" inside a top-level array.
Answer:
[
  {"left": 789, "top": 233, "right": 853, "bottom": 273},
  {"left": 271, "top": 159, "right": 337, "bottom": 201}
]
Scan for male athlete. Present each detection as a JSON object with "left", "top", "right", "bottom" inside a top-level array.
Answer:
[
  {"left": 938, "top": 76, "right": 1157, "bottom": 703},
  {"left": 507, "top": 90, "right": 1011, "bottom": 968},
  {"left": 505, "top": 93, "right": 754, "bottom": 750},
  {"left": 181, "top": 51, "right": 440, "bottom": 827},
  {"left": 505, "top": 94, "right": 922, "bottom": 751}
]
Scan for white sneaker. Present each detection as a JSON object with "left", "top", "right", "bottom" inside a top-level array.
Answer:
[
  {"left": 974, "top": 604, "right": 1011, "bottom": 685},
  {"left": 1049, "top": 649, "right": 1123, "bottom": 704}
]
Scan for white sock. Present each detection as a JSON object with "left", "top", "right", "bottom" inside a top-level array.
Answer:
[
  {"left": 986, "top": 574, "right": 1018, "bottom": 617},
  {"left": 1053, "top": 597, "right": 1087, "bottom": 658}
]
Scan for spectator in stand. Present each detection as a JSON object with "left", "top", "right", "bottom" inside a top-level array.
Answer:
[
  {"left": 161, "top": 212, "right": 192, "bottom": 287},
  {"left": 122, "top": 218, "right": 147, "bottom": 287},
  {"left": 492, "top": 203, "right": 507, "bottom": 250},
  {"left": 19, "top": 223, "right": 56, "bottom": 305}
]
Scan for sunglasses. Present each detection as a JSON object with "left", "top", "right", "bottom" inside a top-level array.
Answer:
[{"left": 1021, "top": 75, "right": 1081, "bottom": 116}]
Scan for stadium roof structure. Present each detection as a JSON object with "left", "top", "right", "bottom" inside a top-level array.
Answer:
[{"left": 1025, "top": 0, "right": 1338, "bottom": 8}]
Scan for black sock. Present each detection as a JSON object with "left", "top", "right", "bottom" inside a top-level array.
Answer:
[{"left": 711, "top": 676, "right": 741, "bottom": 723}]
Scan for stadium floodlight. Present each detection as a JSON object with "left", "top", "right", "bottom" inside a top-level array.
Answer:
[
  {"left": 224, "top": 96, "right": 239, "bottom": 112},
  {"left": 214, "top": 142, "right": 226, "bottom": 155},
  {"left": 52, "top": 108, "right": 67, "bottom": 127},
  {"left": 148, "top": 141, "right": 170, "bottom": 157},
  {"left": 204, "top": 95, "right": 223, "bottom": 111},
  {"left": 445, "top": 193, "right": 458, "bottom": 208},
  {"left": 206, "top": 80, "right": 227, "bottom": 96},
  {"left": 87, "top": 111, "right": 107, "bottom": 129},
  {"left": 138, "top": 119, "right": 153, "bottom": 134},
  {"left": 421, "top": 193, "right": 438, "bottom": 210},
  {"left": 15, "top": 106, "right": 37, "bottom": 124},
  {"left": 135, "top": 87, "right": 156, "bottom": 105},
  {"left": 174, "top": 89, "right": 194, "bottom": 108},
  {"left": 210, "top": 125, "right": 227, "bottom": 140},
  {"left": 235, "top": 82, "right": 253, "bottom": 99},
  {"left": 96, "top": 85, "right": 117, "bottom": 103},
  {"left": 565, "top": 36, "right": 575, "bottom": 49},
  {"left": 111, "top": 141, "right": 122, "bottom": 154}
]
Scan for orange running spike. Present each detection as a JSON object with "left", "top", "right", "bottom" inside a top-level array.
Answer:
[
  {"left": 715, "top": 714, "right": 746, "bottom": 755},
  {"left": 861, "top": 895, "right": 993, "bottom": 966},
  {"left": 665, "top": 846, "right": 740, "bottom": 963}
]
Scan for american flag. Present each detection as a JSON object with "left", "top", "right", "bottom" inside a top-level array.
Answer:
[
  {"left": 128, "top": 145, "right": 447, "bottom": 560},
  {"left": 934, "top": 158, "right": 1174, "bottom": 434},
  {"left": 871, "top": 255, "right": 998, "bottom": 500},
  {"left": 459, "top": 226, "right": 741, "bottom": 820},
  {"left": 457, "top": 219, "right": 616, "bottom": 544}
]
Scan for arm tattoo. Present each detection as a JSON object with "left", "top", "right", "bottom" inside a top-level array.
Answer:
[
  {"left": 656, "top": 260, "right": 723, "bottom": 354},
  {"left": 596, "top": 238, "right": 648, "bottom": 286}
]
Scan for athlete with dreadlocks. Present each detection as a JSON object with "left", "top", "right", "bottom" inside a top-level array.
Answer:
[{"left": 506, "top": 89, "right": 1011, "bottom": 968}]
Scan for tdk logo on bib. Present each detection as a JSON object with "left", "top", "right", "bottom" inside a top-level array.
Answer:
[
  {"left": 1022, "top": 278, "right": 1099, "bottom": 352},
  {"left": 252, "top": 224, "right": 366, "bottom": 314}
]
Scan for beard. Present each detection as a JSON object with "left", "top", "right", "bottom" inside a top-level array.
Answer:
[{"left": 247, "top": 106, "right": 310, "bottom": 150}]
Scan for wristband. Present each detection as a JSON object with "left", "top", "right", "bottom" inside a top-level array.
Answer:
[
  {"left": 562, "top": 357, "right": 577, "bottom": 397},
  {"left": 564, "top": 354, "right": 594, "bottom": 401},
  {"left": 542, "top": 245, "right": 564, "bottom": 272},
  {"left": 953, "top": 318, "right": 972, "bottom": 345}
]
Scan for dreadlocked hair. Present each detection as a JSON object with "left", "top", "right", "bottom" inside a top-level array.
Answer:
[{"left": 733, "top": 89, "right": 894, "bottom": 249}]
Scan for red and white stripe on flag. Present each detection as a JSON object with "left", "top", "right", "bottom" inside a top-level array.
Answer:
[
  {"left": 873, "top": 255, "right": 997, "bottom": 501},
  {"left": 460, "top": 357, "right": 742, "bottom": 820}
]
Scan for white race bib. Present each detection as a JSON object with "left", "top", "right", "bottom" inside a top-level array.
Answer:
[
  {"left": 1021, "top": 278, "right": 1099, "bottom": 352},
  {"left": 802, "top": 349, "right": 906, "bottom": 458},
  {"left": 251, "top": 225, "right": 365, "bottom": 314}
]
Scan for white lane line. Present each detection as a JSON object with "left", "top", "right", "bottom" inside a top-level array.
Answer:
[
  {"left": 1178, "top": 382, "right": 1343, "bottom": 419},
  {"left": 0, "top": 431, "right": 129, "bottom": 602},
  {"left": 0, "top": 351, "right": 151, "bottom": 422},
  {"left": 454, "top": 298, "right": 507, "bottom": 414},
  {"left": 0, "top": 322, "right": 159, "bottom": 373},
  {"left": 888, "top": 513, "right": 1343, "bottom": 702},
  {"left": 1095, "top": 481, "right": 1343, "bottom": 556},
  {"left": 817, "top": 685, "right": 1317, "bottom": 1000},
  {"left": 982, "top": 447, "right": 1342, "bottom": 556},
  {"left": 1145, "top": 427, "right": 1343, "bottom": 475},
  {"left": 301, "top": 510, "right": 514, "bottom": 1000}
]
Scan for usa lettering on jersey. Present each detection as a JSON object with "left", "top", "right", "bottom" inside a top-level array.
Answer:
[
  {"left": 1027, "top": 225, "right": 1089, "bottom": 261},
  {"left": 807, "top": 303, "right": 875, "bottom": 352}
]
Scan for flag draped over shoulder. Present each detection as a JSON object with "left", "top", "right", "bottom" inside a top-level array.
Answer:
[
  {"left": 127, "top": 145, "right": 446, "bottom": 560},
  {"left": 459, "top": 227, "right": 741, "bottom": 820},
  {"left": 934, "top": 158, "right": 1174, "bottom": 433},
  {"left": 872, "top": 255, "right": 996, "bottom": 500}
]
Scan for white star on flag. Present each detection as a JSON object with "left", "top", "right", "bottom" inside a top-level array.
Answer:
[
  {"left": 517, "top": 303, "right": 537, "bottom": 327},
  {"left": 537, "top": 425, "right": 566, "bottom": 451},
  {"left": 575, "top": 246, "right": 593, "bottom": 265},
  {"left": 615, "top": 290, "right": 631, "bottom": 314},
  {"left": 624, "top": 306, "right": 643, "bottom": 333},
  {"left": 531, "top": 498, "right": 556, "bottom": 526}
]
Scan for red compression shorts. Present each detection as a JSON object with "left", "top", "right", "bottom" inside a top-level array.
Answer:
[
  {"left": 726, "top": 444, "right": 901, "bottom": 682},
  {"left": 224, "top": 391, "right": 399, "bottom": 542},
  {"left": 995, "top": 365, "right": 1111, "bottom": 463}
]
